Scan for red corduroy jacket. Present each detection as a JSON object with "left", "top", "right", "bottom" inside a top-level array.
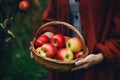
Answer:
[{"left": 37, "top": 0, "right": 120, "bottom": 80}]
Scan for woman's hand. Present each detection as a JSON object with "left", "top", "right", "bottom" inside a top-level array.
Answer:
[{"left": 71, "top": 53, "right": 104, "bottom": 71}]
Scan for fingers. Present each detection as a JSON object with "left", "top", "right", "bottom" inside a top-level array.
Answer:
[
  {"left": 71, "top": 54, "right": 93, "bottom": 71},
  {"left": 71, "top": 54, "right": 103, "bottom": 71},
  {"left": 71, "top": 63, "right": 89, "bottom": 71},
  {"left": 71, "top": 59, "right": 89, "bottom": 71},
  {"left": 75, "top": 59, "right": 87, "bottom": 66},
  {"left": 75, "top": 54, "right": 95, "bottom": 66}
]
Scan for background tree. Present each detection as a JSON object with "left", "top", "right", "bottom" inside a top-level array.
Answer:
[{"left": 0, "top": 0, "right": 49, "bottom": 80}]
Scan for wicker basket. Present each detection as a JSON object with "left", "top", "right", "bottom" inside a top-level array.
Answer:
[{"left": 31, "top": 21, "right": 89, "bottom": 72}]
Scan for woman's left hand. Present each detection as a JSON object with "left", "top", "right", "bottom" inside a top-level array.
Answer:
[{"left": 71, "top": 53, "right": 104, "bottom": 71}]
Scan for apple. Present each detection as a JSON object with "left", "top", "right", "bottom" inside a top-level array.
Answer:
[
  {"left": 19, "top": 0, "right": 30, "bottom": 11},
  {"left": 66, "top": 38, "right": 83, "bottom": 53},
  {"left": 50, "top": 34, "right": 65, "bottom": 48},
  {"left": 64, "top": 36, "right": 70, "bottom": 43},
  {"left": 36, "top": 47, "right": 46, "bottom": 56},
  {"left": 36, "top": 43, "right": 57, "bottom": 58},
  {"left": 74, "top": 51, "right": 83, "bottom": 59},
  {"left": 34, "top": 34, "right": 49, "bottom": 47},
  {"left": 57, "top": 48, "right": 74, "bottom": 61}
]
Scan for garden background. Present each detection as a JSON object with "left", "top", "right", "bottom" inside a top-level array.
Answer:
[{"left": 0, "top": 0, "right": 49, "bottom": 80}]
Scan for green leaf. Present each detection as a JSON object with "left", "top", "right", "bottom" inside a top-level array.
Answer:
[
  {"left": 7, "top": 29, "right": 15, "bottom": 38},
  {"left": 5, "top": 29, "right": 15, "bottom": 42},
  {"left": 0, "top": 23, "right": 5, "bottom": 29}
]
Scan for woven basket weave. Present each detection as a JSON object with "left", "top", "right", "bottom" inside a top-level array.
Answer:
[{"left": 31, "top": 21, "right": 89, "bottom": 72}]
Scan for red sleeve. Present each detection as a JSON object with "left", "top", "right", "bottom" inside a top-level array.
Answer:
[{"left": 95, "top": 0, "right": 120, "bottom": 68}]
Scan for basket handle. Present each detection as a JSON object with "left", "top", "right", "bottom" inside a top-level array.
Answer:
[{"left": 35, "top": 21, "right": 86, "bottom": 51}]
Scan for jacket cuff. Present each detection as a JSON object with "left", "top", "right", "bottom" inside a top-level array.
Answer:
[{"left": 95, "top": 43, "right": 112, "bottom": 64}]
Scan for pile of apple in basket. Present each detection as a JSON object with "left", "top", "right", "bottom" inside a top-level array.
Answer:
[
  {"left": 34, "top": 34, "right": 84, "bottom": 61},
  {"left": 31, "top": 21, "right": 89, "bottom": 72}
]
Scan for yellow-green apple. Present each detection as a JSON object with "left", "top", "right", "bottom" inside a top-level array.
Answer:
[
  {"left": 64, "top": 36, "right": 70, "bottom": 43},
  {"left": 36, "top": 43, "right": 57, "bottom": 58},
  {"left": 36, "top": 47, "right": 46, "bottom": 56},
  {"left": 34, "top": 34, "right": 49, "bottom": 47},
  {"left": 50, "top": 34, "right": 65, "bottom": 48},
  {"left": 57, "top": 48, "right": 74, "bottom": 61},
  {"left": 66, "top": 38, "right": 83, "bottom": 53},
  {"left": 74, "top": 51, "right": 83, "bottom": 59},
  {"left": 19, "top": 0, "right": 30, "bottom": 11}
]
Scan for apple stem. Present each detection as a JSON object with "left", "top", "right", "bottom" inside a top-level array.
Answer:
[
  {"left": 43, "top": 50, "right": 46, "bottom": 53},
  {"left": 53, "top": 40, "right": 57, "bottom": 44},
  {"left": 68, "top": 42, "right": 71, "bottom": 48},
  {"left": 65, "top": 54, "right": 69, "bottom": 59}
]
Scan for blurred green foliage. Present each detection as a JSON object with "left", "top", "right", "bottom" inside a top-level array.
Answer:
[{"left": 0, "top": 0, "right": 49, "bottom": 80}]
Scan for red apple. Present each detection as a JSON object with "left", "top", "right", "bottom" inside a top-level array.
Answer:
[
  {"left": 34, "top": 34, "right": 49, "bottom": 47},
  {"left": 66, "top": 38, "right": 83, "bottom": 53},
  {"left": 57, "top": 48, "right": 74, "bottom": 61},
  {"left": 19, "top": 0, "right": 30, "bottom": 11},
  {"left": 36, "top": 43, "right": 57, "bottom": 58},
  {"left": 74, "top": 51, "right": 83, "bottom": 59},
  {"left": 50, "top": 34, "right": 65, "bottom": 48}
]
